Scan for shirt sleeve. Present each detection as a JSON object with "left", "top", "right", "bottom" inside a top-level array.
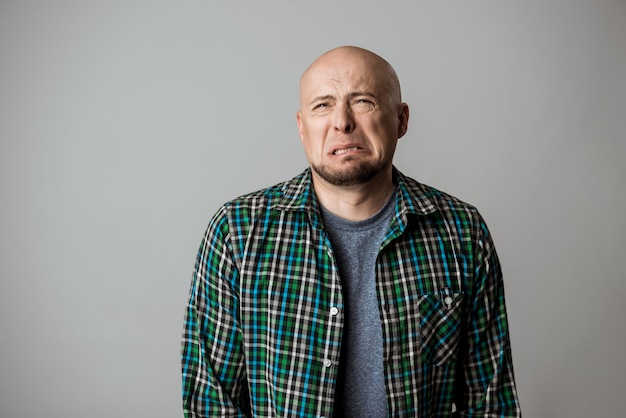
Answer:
[
  {"left": 181, "top": 209, "right": 250, "bottom": 417},
  {"left": 455, "top": 217, "right": 522, "bottom": 417}
]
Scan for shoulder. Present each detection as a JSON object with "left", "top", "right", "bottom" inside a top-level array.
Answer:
[
  {"left": 396, "top": 169, "right": 481, "bottom": 220},
  {"left": 395, "top": 169, "right": 494, "bottom": 247},
  {"left": 222, "top": 169, "right": 311, "bottom": 214},
  {"left": 206, "top": 169, "right": 312, "bottom": 235}
]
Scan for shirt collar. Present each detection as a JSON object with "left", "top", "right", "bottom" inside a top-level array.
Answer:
[
  {"left": 277, "top": 167, "right": 438, "bottom": 218},
  {"left": 392, "top": 168, "right": 438, "bottom": 217}
]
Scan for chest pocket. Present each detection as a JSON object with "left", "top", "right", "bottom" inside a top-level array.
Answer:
[{"left": 419, "top": 290, "right": 464, "bottom": 366}]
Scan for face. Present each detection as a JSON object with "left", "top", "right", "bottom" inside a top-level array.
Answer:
[{"left": 297, "top": 48, "right": 409, "bottom": 187}]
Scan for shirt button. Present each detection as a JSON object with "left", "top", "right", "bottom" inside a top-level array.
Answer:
[
  {"left": 323, "top": 359, "right": 332, "bottom": 368},
  {"left": 444, "top": 296, "right": 453, "bottom": 306},
  {"left": 330, "top": 306, "right": 339, "bottom": 316}
]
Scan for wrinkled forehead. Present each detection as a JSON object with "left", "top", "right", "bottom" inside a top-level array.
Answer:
[
  {"left": 302, "top": 63, "right": 377, "bottom": 93},
  {"left": 299, "top": 49, "right": 400, "bottom": 103}
]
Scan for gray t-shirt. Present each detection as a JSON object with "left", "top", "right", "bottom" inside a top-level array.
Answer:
[{"left": 320, "top": 192, "right": 395, "bottom": 418}]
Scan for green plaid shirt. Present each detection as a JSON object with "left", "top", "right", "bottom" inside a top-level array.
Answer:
[{"left": 182, "top": 168, "right": 521, "bottom": 417}]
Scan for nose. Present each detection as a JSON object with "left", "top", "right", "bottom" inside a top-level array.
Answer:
[{"left": 333, "top": 105, "right": 355, "bottom": 134}]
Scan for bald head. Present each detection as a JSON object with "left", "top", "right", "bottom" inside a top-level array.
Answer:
[
  {"left": 296, "top": 45, "right": 410, "bottom": 196},
  {"left": 299, "top": 46, "right": 402, "bottom": 107}
]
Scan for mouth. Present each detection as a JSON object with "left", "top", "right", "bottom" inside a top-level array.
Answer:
[{"left": 332, "top": 146, "right": 363, "bottom": 156}]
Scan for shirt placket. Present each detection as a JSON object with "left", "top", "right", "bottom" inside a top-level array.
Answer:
[{"left": 313, "top": 228, "right": 344, "bottom": 418}]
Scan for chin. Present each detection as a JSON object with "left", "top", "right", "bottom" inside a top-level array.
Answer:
[{"left": 312, "top": 162, "right": 384, "bottom": 186}]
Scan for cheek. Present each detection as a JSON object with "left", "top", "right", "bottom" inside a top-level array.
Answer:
[
  {"left": 363, "top": 119, "right": 393, "bottom": 140},
  {"left": 301, "top": 121, "right": 328, "bottom": 146},
  {"left": 300, "top": 136, "right": 323, "bottom": 162},
  {"left": 364, "top": 120, "right": 399, "bottom": 155}
]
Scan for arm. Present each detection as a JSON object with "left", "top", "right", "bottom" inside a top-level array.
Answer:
[
  {"left": 455, "top": 219, "right": 521, "bottom": 417},
  {"left": 181, "top": 210, "right": 249, "bottom": 417}
]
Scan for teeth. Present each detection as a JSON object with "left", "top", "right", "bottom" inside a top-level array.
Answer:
[{"left": 334, "top": 147, "right": 360, "bottom": 155}]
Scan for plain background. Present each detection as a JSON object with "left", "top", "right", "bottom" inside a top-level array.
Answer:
[{"left": 1, "top": 1, "right": 625, "bottom": 417}]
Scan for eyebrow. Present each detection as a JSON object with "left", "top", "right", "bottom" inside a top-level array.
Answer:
[
  {"left": 309, "top": 95, "right": 335, "bottom": 105},
  {"left": 308, "top": 91, "right": 378, "bottom": 106}
]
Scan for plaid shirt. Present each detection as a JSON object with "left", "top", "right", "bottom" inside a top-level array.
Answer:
[{"left": 181, "top": 168, "right": 521, "bottom": 417}]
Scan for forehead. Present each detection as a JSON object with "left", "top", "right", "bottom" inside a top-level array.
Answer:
[{"left": 300, "top": 54, "right": 390, "bottom": 99}]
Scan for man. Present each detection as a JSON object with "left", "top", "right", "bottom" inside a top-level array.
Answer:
[{"left": 182, "top": 46, "right": 521, "bottom": 417}]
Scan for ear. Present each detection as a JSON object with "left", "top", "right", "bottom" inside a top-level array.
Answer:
[
  {"left": 397, "top": 103, "right": 410, "bottom": 138},
  {"left": 296, "top": 111, "right": 304, "bottom": 142}
]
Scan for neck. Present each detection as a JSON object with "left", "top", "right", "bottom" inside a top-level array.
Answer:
[{"left": 312, "top": 168, "right": 395, "bottom": 222}]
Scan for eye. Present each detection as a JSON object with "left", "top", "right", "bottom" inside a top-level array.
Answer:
[
  {"left": 353, "top": 98, "right": 376, "bottom": 111},
  {"left": 312, "top": 102, "right": 331, "bottom": 113},
  {"left": 354, "top": 96, "right": 376, "bottom": 106}
]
